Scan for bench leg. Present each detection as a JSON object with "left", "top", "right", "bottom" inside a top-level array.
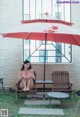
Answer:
[
  {"left": 2, "top": 83, "right": 4, "bottom": 91},
  {"left": 16, "top": 91, "right": 19, "bottom": 100}
]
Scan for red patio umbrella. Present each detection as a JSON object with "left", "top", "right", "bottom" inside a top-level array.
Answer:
[
  {"left": 1, "top": 19, "right": 80, "bottom": 46},
  {"left": 1, "top": 18, "right": 80, "bottom": 90}
]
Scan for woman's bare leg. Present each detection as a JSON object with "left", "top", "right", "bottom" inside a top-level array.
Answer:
[
  {"left": 26, "top": 78, "right": 34, "bottom": 90},
  {"left": 19, "top": 80, "right": 24, "bottom": 89},
  {"left": 21, "top": 79, "right": 27, "bottom": 91},
  {"left": 19, "top": 78, "right": 34, "bottom": 91}
]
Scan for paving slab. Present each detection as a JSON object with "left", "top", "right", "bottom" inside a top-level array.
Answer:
[
  {"left": 18, "top": 108, "right": 64, "bottom": 115},
  {"left": 24, "top": 99, "right": 61, "bottom": 105}
]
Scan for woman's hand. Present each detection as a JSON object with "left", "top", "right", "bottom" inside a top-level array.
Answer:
[
  {"left": 27, "top": 69, "right": 35, "bottom": 80},
  {"left": 30, "top": 70, "right": 35, "bottom": 80}
]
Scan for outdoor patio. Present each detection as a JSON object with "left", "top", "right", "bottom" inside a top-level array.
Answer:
[
  {"left": 0, "top": 1, "right": 80, "bottom": 117},
  {"left": 0, "top": 90, "right": 80, "bottom": 117}
]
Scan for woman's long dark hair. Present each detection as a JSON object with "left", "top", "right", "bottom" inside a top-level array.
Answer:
[{"left": 21, "top": 60, "right": 32, "bottom": 71}]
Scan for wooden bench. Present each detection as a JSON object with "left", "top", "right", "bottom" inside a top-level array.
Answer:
[
  {"left": 16, "top": 71, "right": 53, "bottom": 99},
  {"left": 52, "top": 71, "right": 73, "bottom": 92}
]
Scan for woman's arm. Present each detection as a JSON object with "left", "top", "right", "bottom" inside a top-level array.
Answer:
[{"left": 18, "top": 71, "right": 22, "bottom": 80}]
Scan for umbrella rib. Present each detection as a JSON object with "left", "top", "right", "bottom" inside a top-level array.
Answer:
[
  {"left": 52, "top": 33, "right": 71, "bottom": 62},
  {"left": 52, "top": 43, "right": 71, "bottom": 62},
  {"left": 27, "top": 44, "right": 42, "bottom": 59},
  {"left": 25, "top": 32, "right": 32, "bottom": 40}
]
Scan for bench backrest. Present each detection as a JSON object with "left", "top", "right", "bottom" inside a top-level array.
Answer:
[{"left": 52, "top": 71, "right": 69, "bottom": 86}]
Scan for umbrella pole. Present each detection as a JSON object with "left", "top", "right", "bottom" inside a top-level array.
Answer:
[{"left": 43, "top": 33, "right": 47, "bottom": 92}]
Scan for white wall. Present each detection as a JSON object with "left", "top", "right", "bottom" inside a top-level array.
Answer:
[
  {"left": 0, "top": 0, "right": 22, "bottom": 88},
  {"left": 70, "top": 2, "right": 80, "bottom": 90},
  {"left": 0, "top": 1, "right": 80, "bottom": 90}
]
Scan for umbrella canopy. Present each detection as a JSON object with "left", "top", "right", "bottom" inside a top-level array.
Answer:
[
  {"left": 21, "top": 19, "right": 73, "bottom": 26},
  {"left": 1, "top": 21, "right": 80, "bottom": 46},
  {"left": 21, "top": 14, "right": 73, "bottom": 25}
]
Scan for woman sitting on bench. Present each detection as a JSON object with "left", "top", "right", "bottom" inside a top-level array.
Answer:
[{"left": 19, "top": 60, "right": 35, "bottom": 91}]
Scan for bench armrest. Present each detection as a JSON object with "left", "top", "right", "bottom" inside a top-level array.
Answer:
[{"left": 15, "top": 79, "right": 22, "bottom": 90}]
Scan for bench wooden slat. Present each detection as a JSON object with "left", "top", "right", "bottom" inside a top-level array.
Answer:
[{"left": 52, "top": 71, "right": 73, "bottom": 92}]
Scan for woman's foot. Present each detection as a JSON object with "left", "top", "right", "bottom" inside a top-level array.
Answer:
[
  {"left": 23, "top": 88, "right": 27, "bottom": 91},
  {"left": 23, "top": 88, "right": 30, "bottom": 91},
  {"left": 26, "top": 88, "right": 30, "bottom": 91}
]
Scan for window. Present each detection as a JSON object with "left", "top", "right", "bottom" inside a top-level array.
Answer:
[
  {"left": 55, "top": 43, "right": 62, "bottom": 63},
  {"left": 23, "top": 0, "right": 72, "bottom": 63},
  {"left": 40, "top": 41, "right": 52, "bottom": 45},
  {"left": 55, "top": 12, "right": 61, "bottom": 19},
  {"left": 24, "top": 40, "right": 30, "bottom": 45},
  {"left": 39, "top": 50, "right": 48, "bottom": 62},
  {"left": 24, "top": 49, "right": 31, "bottom": 61}
]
